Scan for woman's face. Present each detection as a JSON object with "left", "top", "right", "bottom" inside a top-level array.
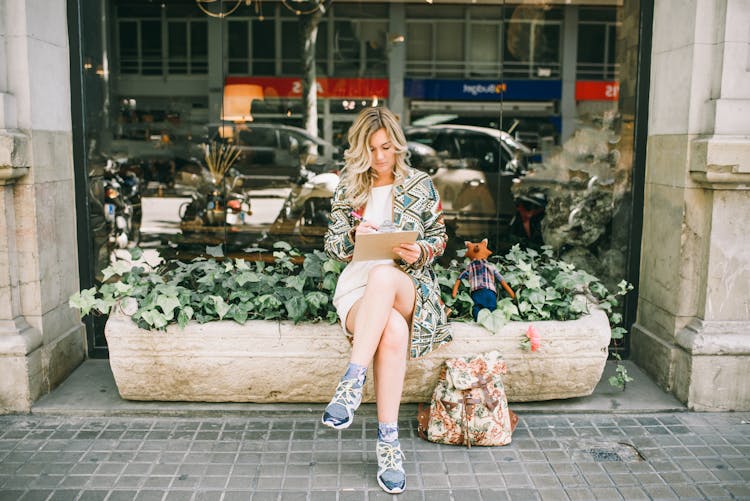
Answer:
[{"left": 368, "top": 127, "right": 396, "bottom": 179}]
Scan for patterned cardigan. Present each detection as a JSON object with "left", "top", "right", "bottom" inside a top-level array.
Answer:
[{"left": 324, "top": 168, "right": 453, "bottom": 358}]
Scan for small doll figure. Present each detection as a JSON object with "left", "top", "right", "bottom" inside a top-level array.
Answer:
[{"left": 452, "top": 239, "right": 516, "bottom": 321}]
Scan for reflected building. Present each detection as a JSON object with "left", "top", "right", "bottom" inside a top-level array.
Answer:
[{"left": 72, "top": 0, "right": 637, "bottom": 355}]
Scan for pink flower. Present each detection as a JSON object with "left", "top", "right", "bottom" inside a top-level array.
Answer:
[{"left": 525, "top": 324, "right": 541, "bottom": 352}]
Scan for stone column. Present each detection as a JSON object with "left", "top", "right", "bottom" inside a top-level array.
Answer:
[
  {"left": 0, "top": 0, "right": 85, "bottom": 413},
  {"left": 631, "top": 0, "right": 750, "bottom": 410}
]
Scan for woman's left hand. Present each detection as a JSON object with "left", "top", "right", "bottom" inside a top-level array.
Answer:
[{"left": 394, "top": 243, "right": 421, "bottom": 265}]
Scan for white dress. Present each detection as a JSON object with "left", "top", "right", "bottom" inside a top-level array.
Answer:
[{"left": 332, "top": 184, "right": 397, "bottom": 334}]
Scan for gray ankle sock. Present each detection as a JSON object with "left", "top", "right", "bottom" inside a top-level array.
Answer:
[
  {"left": 343, "top": 362, "right": 367, "bottom": 387},
  {"left": 377, "top": 422, "right": 399, "bottom": 443}
]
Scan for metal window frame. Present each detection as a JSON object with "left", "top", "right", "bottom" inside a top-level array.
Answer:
[{"left": 577, "top": 19, "right": 622, "bottom": 79}]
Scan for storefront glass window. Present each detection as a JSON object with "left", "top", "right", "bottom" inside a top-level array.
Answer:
[
  {"left": 74, "top": 0, "right": 642, "bottom": 356},
  {"left": 252, "top": 20, "right": 275, "bottom": 75}
]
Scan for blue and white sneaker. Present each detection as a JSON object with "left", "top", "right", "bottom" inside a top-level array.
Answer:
[
  {"left": 376, "top": 440, "right": 406, "bottom": 494},
  {"left": 321, "top": 378, "right": 363, "bottom": 430}
]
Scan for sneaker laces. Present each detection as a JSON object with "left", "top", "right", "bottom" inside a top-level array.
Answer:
[
  {"left": 377, "top": 441, "right": 405, "bottom": 471},
  {"left": 330, "top": 378, "right": 361, "bottom": 409}
]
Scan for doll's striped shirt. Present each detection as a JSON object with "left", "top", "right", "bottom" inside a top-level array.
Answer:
[{"left": 458, "top": 260, "right": 505, "bottom": 293}]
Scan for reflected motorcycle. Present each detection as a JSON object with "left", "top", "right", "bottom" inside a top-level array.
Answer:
[
  {"left": 87, "top": 157, "right": 142, "bottom": 280},
  {"left": 102, "top": 159, "right": 142, "bottom": 249},
  {"left": 178, "top": 169, "right": 253, "bottom": 227},
  {"left": 270, "top": 164, "right": 340, "bottom": 238}
]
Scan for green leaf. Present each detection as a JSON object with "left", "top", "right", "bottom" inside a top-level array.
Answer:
[
  {"left": 255, "top": 294, "right": 282, "bottom": 315},
  {"left": 156, "top": 295, "right": 181, "bottom": 320},
  {"left": 128, "top": 247, "right": 143, "bottom": 260},
  {"left": 523, "top": 274, "right": 542, "bottom": 290},
  {"left": 177, "top": 306, "right": 194, "bottom": 328},
  {"left": 305, "top": 291, "right": 328, "bottom": 311},
  {"left": 140, "top": 309, "right": 168, "bottom": 329},
  {"left": 527, "top": 290, "right": 546, "bottom": 308},
  {"left": 231, "top": 308, "right": 247, "bottom": 325},
  {"left": 154, "top": 284, "right": 180, "bottom": 297},
  {"left": 113, "top": 281, "right": 134, "bottom": 296},
  {"left": 617, "top": 280, "right": 632, "bottom": 295},
  {"left": 326, "top": 310, "right": 339, "bottom": 324},
  {"left": 496, "top": 297, "right": 519, "bottom": 319},
  {"left": 323, "top": 259, "right": 341, "bottom": 274},
  {"left": 206, "top": 245, "right": 224, "bottom": 257},
  {"left": 477, "top": 308, "right": 494, "bottom": 331},
  {"left": 101, "top": 261, "right": 133, "bottom": 281},
  {"left": 273, "top": 241, "right": 292, "bottom": 251},
  {"left": 208, "top": 295, "right": 230, "bottom": 320},
  {"left": 570, "top": 295, "right": 589, "bottom": 314},
  {"left": 611, "top": 326, "right": 627, "bottom": 340},
  {"left": 93, "top": 298, "right": 115, "bottom": 314},
  {"left": 235, "top": 271, "right": 262, "bottom": 287},
  {"left": 302, "top": 253, "right": 324, "bottom": 278},
  {"left": 69, "top": 288, "right": 98, "bottom": 316},
  {"left": 284, "top": 274, "right": 306, "bottom": 293},
  {"left": 229, "top": 289, "right": 256, "bottom": 302},
  {"left": 322, "top": 274, "right": 339, "bottom": 292},
  {"left": 518, "top": 301, "right": 532, "bottom": 315},
  {"left": 608, "top": 375, "right": 622, "bottom": 388},
  {"left": 285, "top": 294, "right": 307, "bottom": 322}
]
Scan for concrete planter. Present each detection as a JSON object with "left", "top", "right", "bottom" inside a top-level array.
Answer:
[{"left": 105, "top": 308, "right": 612, "bottom": 403}]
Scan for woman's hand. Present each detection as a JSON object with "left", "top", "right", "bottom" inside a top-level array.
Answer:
[
  {"left": 393, "top": 242, "right": 421, "bottom": 265},
  {"left": 355, "top": 220, "right": 380, "bottom": 235}
]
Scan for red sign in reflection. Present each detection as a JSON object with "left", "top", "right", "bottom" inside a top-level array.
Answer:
[
  {"left": 576, "top": 81, "right": 619, "bottom": 101},
  {"left": 226, "top": 77, "right": 389, "bottom": 99}
]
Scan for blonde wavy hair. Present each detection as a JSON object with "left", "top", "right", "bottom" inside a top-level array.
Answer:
[{"left": 340, "top": 107, "right": 411, "bottom": 209}]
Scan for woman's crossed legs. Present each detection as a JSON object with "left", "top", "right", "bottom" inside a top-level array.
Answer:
[
  {"left": 346, "top": 264, "right": 415, "bottom": 423},
  {"left": 322, "top": 264, "right": 415, "bottom": 494}
]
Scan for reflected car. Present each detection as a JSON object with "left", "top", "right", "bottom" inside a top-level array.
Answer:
[
  {"left": 404, "top": 125, "right": 532, "bottom": 231},
  {"left": 206, "top": 123, "right": 339, "bottom": 188}
]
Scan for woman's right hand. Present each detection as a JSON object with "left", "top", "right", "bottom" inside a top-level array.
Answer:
[{"left": 355, "top": 220, "right": 380, "bottom": 235}]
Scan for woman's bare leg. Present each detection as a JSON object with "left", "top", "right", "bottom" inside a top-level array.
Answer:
[
  {"left": 341, "top": 266, "right": 413, "bottom": 494},
  {"left": 372, "top": 309, "right": 409, "bottom": 422},
  {"left": 347, "top": 265, "right": 415, "bottom": 367},
  {"left": 323, "top": 265, "right": 414, "bottom": 430}
]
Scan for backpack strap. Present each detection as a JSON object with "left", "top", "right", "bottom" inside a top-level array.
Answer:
[
  {"left": 417, "top": 403, "right": 431, "bottom": 440},
  {"left": 471, "top": 373, "right": 499, "bottom": 411}
]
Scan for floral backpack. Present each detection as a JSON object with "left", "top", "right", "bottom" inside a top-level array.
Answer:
[{"left": 417, "top": 350, "right": 518, "bottom": 447}]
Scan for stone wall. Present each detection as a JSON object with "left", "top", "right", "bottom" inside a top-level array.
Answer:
[
  {"left": 631, "top": 0, "right": 750, "bottom": 410},
  {"left": 0, "top": 0, "right": 85, "bottom": 413}
]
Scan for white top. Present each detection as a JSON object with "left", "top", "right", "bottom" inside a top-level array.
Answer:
[{"left": 332, "top": 184, "right": 398, "bottom": 305}]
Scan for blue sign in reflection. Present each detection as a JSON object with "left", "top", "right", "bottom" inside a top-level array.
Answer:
[{"left": 404, "top": 79, "right": 562, "bottom": 101}]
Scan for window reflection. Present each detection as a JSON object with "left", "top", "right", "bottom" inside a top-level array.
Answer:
[{"left": 80, "top": 0, "right": 638, "bottom": 352}]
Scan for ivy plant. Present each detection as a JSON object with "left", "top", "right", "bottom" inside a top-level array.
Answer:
[
  {"left": 437, "top": 244, "right": 633, "bottom": 389},
  {"left": 70, "top": 243, "right": 345, "bottom": 330},
  {"left": 70, "top": 242, "right": 632, "bottom": 389}
]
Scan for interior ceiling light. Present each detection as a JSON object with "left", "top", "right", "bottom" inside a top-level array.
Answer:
[
  {"left": 196, "top": 0, "right": 325, "bottom": 18},
  {"left": 195, "top": 0, "right": 248, "bottom": 18},
  {"left": 281, "top": 0, "right": 327, "bottom": 15}
]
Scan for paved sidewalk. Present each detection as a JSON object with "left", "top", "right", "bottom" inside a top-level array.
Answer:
[{"left": 1, "top": 411, "right": 749, "bottom": 501}]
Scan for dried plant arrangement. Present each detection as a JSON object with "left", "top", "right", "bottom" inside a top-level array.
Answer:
[{"left": 202, "top": 141, "right": 241, "bottom": 185}]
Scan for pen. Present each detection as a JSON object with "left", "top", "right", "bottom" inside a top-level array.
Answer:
[{"left": 351, "top": 211, "right": 363, "bottom": 221}]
